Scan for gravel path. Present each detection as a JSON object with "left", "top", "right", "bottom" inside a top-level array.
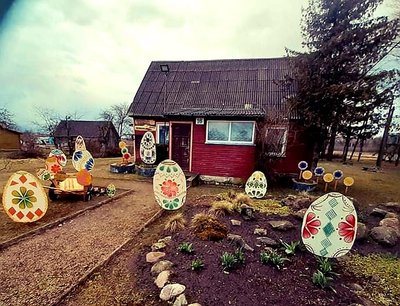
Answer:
[{"left": 0, "top": 181, "right": 159, "bottom": 306}]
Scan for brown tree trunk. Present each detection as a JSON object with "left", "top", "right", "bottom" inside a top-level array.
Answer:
[
  {"left": 349, "top": 137, "right": 359, "bottom": 160},
  {"left": 342, "top": 134, "right": 351, "bottom": 163},
  {"left": 377, "top": 106, "right": 394, "bottom": 168},
  {"left": 357, "top": 138, "right": 365, "bottom": 162},
  {"left": 326, "top": 122, "right": 338, "bottom": 161}
]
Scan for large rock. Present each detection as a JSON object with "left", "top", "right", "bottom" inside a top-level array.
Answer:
[
  {"left": 227, "top": 233, "right": 254, "bottom": 251},
  {"left": 381, "top": 202, "right": 400, "bottom": 212},
  {"left": 160, "top": 284, "right": 186, "bottom": 301},
  {"left": 293, "top": 208, "right": 307, "bottom": 220},
  {"left": 385, "top": 212, "right": 399, "bottom": 219},
  {"left": 379, "top": 218, "right": 400, "bottom": 236},
  {"left": 146, "top": 251, "right": 166, "bottom": 263},
  {"left": 370, "top": 208, "right": 389, "bottom": 218},
  {"left": 155, "top": 270, "right": 171, "bottom": 288},
  {"left": 158, "top": 236, "right": 173, "bottom": 245},
  {"left": 173, "top": 294, "right": 188, "bottom": 306},
  {"left": 356, "top": 222, "right": 367, "bottom": 241},
  {"left": 268, "top": 220, "right": 295, "bottom": 231},
  {"left": 151, "top": 241, "right": 167, "bottom": 251},
  {"left": 188, "top": 304, "right": 202, "bottom": 306},
  {"left": 151, "top": 260, "right": 173, "bottom": 275},
  {"left": 281, "top": 195, "right": 314, "bottom": 210},
  {"left": 240, "top": 204, "right": 255, "bottom": 220},
  {"left": 256, "top": 237, "right": 279, "bottom": 247},
  {"left": 370, "top": 226, "right": 399, "bottom": 246}
]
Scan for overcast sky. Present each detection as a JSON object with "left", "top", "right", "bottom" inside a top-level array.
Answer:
[{"left": 0, "top": 0, "right": 396, "bottom": 132}]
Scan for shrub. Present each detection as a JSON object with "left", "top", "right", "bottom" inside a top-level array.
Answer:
[
  {"left": 260, "top": 251, "right": 272, "bottom": 265},
  {"left": 178, "top": 242, "right": 194, "bottom": 254},
  {"left": 312, "top": 270, "right": 333, "bottom": 289},
  {"left": 191, "top": 259, "right": 204, "bottom": 271},
  {"left": 280, "top": 240, "right": 300, "bottom": 256},
  {"left": 209, "top": 200, "right": 235, "bottom": 217},
  {"left": 317, "top": 257, "right": 333, "bottom": 275},
  {"left": 232, "top": 193, "right": 252, "bottom": 211},
  {"left": 221, "top": 252, "right": 237, "bottom": 271},
  {"left": 234, "top": 248, "right": 245, "bottom": 264},
  {"left": 260, "top": 250, "right": 288, "bottom": 270},
  {"left": 164, "top": 213, "right": 187, "bottom": 232},
  {"left": 191, "top": 213, "right": 227, "bottom": 241}
]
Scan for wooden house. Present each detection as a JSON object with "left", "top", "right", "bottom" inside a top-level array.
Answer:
[
  {"left": 128, "top": 58, "right": 313, "bottom": 181},
  {"left": 0, "top": 124, "right": 21, "bottom": 151}
]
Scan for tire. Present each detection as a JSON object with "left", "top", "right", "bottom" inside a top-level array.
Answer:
[
  {"left": 84, "top": 186, "right": 93, "bottom": 202},
  {"left": 48, "top": 183, "right": 59, "bottom": 201}
]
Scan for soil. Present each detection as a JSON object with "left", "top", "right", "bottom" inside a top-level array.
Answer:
[{"left": 130, "top": 194, "right": 400, "bottom": 306}]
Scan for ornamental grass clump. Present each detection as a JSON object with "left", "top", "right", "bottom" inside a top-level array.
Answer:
[
  {"left": 280, "top": 240, "right": 300, "bottom": 256},
  {"left": 221, "top": 252, "right": 237, "bottom": 272},
  {"left": 232, "top": 193, "right": 252, "bottom": 212},
  {"left": 260, "top": 250, "right": 288, "bottom": 270},
  {"left": 312, "top": 270, "right": 333, "bottom": 289},
  {"left": 191, "top": 213, "right": 228, "bottom": 241},
  {"left": 209, "top": 200, "right": 235, "bottom": 217},
  {"left": 251, "top": 199, "right": 292, "bottom": 216},
  {"left": 164, "top": 213, "right": 186, "bottom": 232},
  {"left": 178, "top": 242, "right": 194, "bottom": 254}
]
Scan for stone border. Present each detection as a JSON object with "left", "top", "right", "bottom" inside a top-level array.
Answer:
[
  {"left": 52, "top": 208, "right": 164, "bottom": 306},
  {"left": 0, "top": 189, "right": 135, "bottom": 251}
]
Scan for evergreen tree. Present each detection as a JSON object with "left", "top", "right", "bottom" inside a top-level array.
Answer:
[{"left": 288, "top": 0, "right": 399, "bottom": 166}]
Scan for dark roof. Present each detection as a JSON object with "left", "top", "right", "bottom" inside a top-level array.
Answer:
[
  {"left": 54, "top": 120, "right": 118, "bottom": 138},
  {"left": 0, "top": 123, "right": 21, "bottom": 134},
  {"left": 129, "top": 58, "right": 297, "bottom": 118}
]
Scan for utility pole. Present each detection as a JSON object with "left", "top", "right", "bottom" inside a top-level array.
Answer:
[{"left": 376, "top": 105, "right": 395, "bottom": 168}]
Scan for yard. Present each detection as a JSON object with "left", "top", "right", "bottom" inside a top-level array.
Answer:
[{"left": 0, "top": 157, "right": 399, "bottom": 306}]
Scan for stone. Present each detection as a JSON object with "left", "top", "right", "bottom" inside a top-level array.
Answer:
[
  {"left": 385, "top": 212, "right": 398, "bottom": 219},
  {"left": 268, "top": 220, "right": 295, "bottom": 231},
  {"left": 227, "top": 233, "right": 254, "bottom": 251},
  {"left": 155, "top": 270, "right": 171, "bottom": 288},
  {"left": 370, "top": 208, "right": 389, "bottom": 218},
  {"left": 158, "top": 236, "right": 172, "bottom": 245},
  {"left": 188, "top": 304, "right": 202, "bottom": 306},
  {"left": 381, "top": 202, "right": 400, "bottom": 212},
  {"left": 349, "top": 283, "right": 363, "bottom": 291},
  {"left": 146, "top": 251, "right": 166, "bottom": 263},
  {"left": 293, "top": 208, "right": 307, "bottom": 220},
  {"left": 160, "top": 284, "right": 186, "bottom": 301},
  {"left": 254, "top": 228, "right": 268, "bottom": 236},
  {"left": 173, "top": 294, "right": 188, "bottom": 306},
  {"left": 370, "top": 226, "right": 399, "bottom": 246},
  {"left": 151, "top": 241, "right": 167, "bottom": 251},
  {"left": 240, "top": 204, "right": 255, "bottom": 220},
  {"left": 256, "top": 237, "right": 279, "bottom": 247},
  {"left": 356, "top": 222, "right": 367, "bottom": 241},
  {"left": 151, "top": 260, "right": 173, "bottom": 275},
  {"left": 230, "top": 219, "right": 241, "bottom": 226},
  {"left": 379, "top": 218, "right": 400, "bottom": 237}
]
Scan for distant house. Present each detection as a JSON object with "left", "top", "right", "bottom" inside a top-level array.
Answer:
[
  {"left": 54, "top": 120, "right": 119, "bottom": 157},
  {"left": 128, "top": 58, "right": 313, "bottom": 181},
  {"left": 0, "top": 124, "right": 21, "bottom": 151}
]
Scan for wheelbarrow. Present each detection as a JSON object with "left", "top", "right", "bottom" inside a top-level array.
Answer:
[{"left": 45, "top": 173, "right": 93, "bottom": 202}]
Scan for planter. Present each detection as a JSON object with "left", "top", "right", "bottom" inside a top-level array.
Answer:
[
  {"left": 292, "top": 178, "right": 317, "bottom": 192},
  {"left": 136, "top": 164, "right": 157, "bottom": 177},
  {"left": 110, "top": 163, "right": 135, "bottom": 174}
]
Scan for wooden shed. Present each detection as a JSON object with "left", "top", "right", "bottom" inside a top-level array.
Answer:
[{"left": 0, "top": 124, "right": 21, "bottom": 151}]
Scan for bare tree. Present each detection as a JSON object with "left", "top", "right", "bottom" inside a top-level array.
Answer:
[
  {"left": 32, "top": 106, "right": 61, "bottom": 136},
  {"left": 99, "top": 102, "right": 130, "bottom": 137},
  {"left": 0, "top": 107, "right": 16, "bottom": 129}
]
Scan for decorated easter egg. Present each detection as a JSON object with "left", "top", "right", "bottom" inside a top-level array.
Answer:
[
  {"left": 76, "top": 169, "right": 92, "bottom": 186},
  {"left": 72, "top": 150, "right": 95, "bottom": 172},
  {"left": 49, "top": 149, "right": 67, "bottom": 167},
  {"left": 245, "top": 171, "right": 267, "bottom": 198},
  {"left": 36, "top": 168, "right": 52, "bottom": 181},
  {"left": 153, "top": 159, "right": 186, "bottom": 210},
  {"left": 75, "top": 135, "right": 86, "bottom": 151},
  {"left": 45, "top": 156, "right": 63, "bottom": 174},
  {"left": 140, "top": 131, "right": 156, "bottom": 164},
  {"left": 301, "top": 192, "right": 357, "bottom": 258},
  {"left": 106, "top": 184, "right": 116, "bottom": 197},
  {"left": 2, "top": 171, "right": 48, "bottom": 222}
]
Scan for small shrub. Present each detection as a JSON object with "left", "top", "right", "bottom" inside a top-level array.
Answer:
[
  {"left": 178, "top": 242, "right": 194, "bottom": 254},
  {"left": 260, "top": 250, "right": 287, "bottom": 270},
  {"left": 260, "top": 251, "right": 272, "bottom": 265},
  {"left": 317, "top": 257, "right": 334, "bottom": 275},
  {"left": 191, "top": 213, "right": 227, "bottom": 241},
  {"left": 221, "top": 252, "right": 237, "bottom": 271},
  {"left": 232, "top": 193, "right": 252, "bottom": 211},
  {"left": 251, "top": 199, "right": 292, "bottom": 216},
  {"left": 234, "top": 248, "right": 245, "bottom": 264},
  {"left": 312, "top": 270, "right": 333, "bottom": 289},
  {"left": 280, "top": 240, "right": 300, "bottom": 256},
  {"left": 164, "top": 213, "right": 186, "bottom": 232},
  {"left": 191, "top": 259, "right": 204, "bottom": 271},
  {"left": 209, "top": 200, "right": 235, "bottom": 216}
]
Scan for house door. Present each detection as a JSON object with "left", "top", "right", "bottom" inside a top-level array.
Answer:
[{"left": 171, "top": 123, "right": 191, "bottom": 171}]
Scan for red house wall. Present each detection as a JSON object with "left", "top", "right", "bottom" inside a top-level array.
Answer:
[{"left": 191, "top": 124, "right": 256, "bottom": 179}]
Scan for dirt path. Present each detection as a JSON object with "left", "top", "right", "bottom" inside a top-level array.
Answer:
[{"left": 0, "top": 181, "right": 159, "bottom": 306}]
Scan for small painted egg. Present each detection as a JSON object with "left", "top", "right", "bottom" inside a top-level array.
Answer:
[
  {"left": 245, "top": 171, "right": 267, "bottom": 198},
  {"left": 2, "top": 171, "right": 48, "bottom": 222},
  {"left": 49, "top": 149, "right": 67, "bottom": 167},
  {"left": 45, "top": 156, "right": 63, "bottom": 174},
  {"left": 106, "top": 184, "right": 116, "bottom": 197},
  {"left": 153, "top": 159, "right": 186, "bottom": 210},
  {"left": 75, "top": 135, "right": 86, "bottom": 151},
  {"left": 301, "top": 192, "right": 357, "bottom": 258},
  {"left": 72, "top": 150, "right": 95, "bottom": 172},
  {"left": 140, "top": 132, "right": 156, "bottom": 165}
]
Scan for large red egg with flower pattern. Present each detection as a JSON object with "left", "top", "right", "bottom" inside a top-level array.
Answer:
[
  {"left": 153, "top": 159, "right": 186, "bottom": 210},
  {"left": 2, "top": 171, "right": 48, "bottom": 223},
  {"left": 301, "top": 192, "right": 357, "bottom": 258}
]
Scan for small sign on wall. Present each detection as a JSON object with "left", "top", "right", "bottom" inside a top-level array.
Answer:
[{"left": 195, "top": 118, "right": 205, "bottom": 125}]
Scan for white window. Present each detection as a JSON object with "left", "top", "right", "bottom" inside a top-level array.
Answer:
[
  {"left": 265, "top": 126, "right": 288, "bottom": 156},
  {"left": 156, "top": 123, "right": 169, "bottom": 145},
  {"left": 206, "top": 121, "right": 255, "bottom": 145}
]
